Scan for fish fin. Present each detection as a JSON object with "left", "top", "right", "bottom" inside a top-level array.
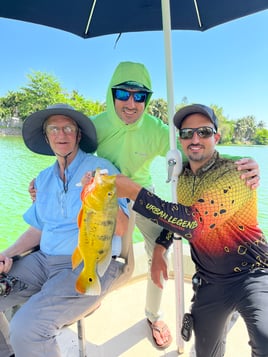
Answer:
[
  {"left": 97, "top": 249, "right": 112, "bottom": 277},
  {"left": 72, "top": 246, "right": 83, "bottom": 269},
  {"left": 75, "top": 270, "right": 101, "bottom": 296},
  {"left": 77, "top": 208, "right": 83, "bottom": 228}
]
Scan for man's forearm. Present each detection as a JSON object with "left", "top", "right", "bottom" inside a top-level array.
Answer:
[
  {"left": 132, "top": 188, "right": 202, "bottom": 237},
  {"left": 115, "top": 174, "right": 142, "bottom": 201},
  {"left": 2, "top": 226, "right": 41, "bottom": 258}
]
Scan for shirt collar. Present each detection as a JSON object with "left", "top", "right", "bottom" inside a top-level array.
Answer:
[{"left": 184, "top": 150, "right": 219, "bottom": 176}]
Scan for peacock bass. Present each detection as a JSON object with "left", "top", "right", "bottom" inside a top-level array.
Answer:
[{"left": 72, "top": 168, "right": 118, "bottom": 295}]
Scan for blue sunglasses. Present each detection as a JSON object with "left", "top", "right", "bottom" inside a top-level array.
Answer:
[{"left": 113, "top": 89, "right": 148, "bottom": 103}]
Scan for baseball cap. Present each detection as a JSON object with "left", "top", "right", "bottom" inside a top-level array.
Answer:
[
  {"left": 173, "top": 104, "right": 218, "bottom": 131},
  {"left": 112, "top": 81, "right": 152, "bottom": 93}
]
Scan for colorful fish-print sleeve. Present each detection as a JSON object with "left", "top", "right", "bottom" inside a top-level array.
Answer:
[{"left": 132, "top": 188, "right": 202, "bottom": 239}]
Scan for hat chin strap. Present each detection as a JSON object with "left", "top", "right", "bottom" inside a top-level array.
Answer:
[
  {"left": 54, "top": 151, "right": 73, "bottom": 193},
  {"left": 52, "top": 131, "right": 80, "bottom": 193},
  {"left": 54, "top": 151, "right": 73, "bottom": 159}
]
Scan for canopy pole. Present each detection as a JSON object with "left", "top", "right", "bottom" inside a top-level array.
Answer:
[{"left": 161, "top": 0, "right": 184, "bottom": 354}]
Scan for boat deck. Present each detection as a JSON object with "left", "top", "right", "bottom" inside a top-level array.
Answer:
[{"left": 58, "top": 275, "right": 251, "bottom": 356}]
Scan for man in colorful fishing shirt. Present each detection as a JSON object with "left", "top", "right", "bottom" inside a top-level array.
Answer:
[
  {"left": 114, "top": 104, "right": 268, "bottom": 357},
  {"left": 0, "top": 104, "right": 129, "bottom": 357}
]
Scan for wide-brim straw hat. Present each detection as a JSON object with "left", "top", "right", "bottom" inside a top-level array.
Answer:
[{"left": 22, "top": 103, "right": 97, "bottom": 155}]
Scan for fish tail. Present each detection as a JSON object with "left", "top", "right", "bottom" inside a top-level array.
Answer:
[{"left": 75, "top": 270, "right": 102, "bottom": 296}]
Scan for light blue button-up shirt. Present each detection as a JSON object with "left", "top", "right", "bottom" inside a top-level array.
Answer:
[{"left": 23, "top": 149, "right": 128, "bottom": 255}]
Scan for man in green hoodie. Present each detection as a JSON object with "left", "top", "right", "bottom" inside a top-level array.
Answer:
[
  {"left": 92, "top": 61, "right": 175, "bottom": 348},
  {"left": 91, "top": 61, "right": 260, "bottom": 348}
]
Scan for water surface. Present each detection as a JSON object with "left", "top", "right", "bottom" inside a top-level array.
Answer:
[{"left": 0, "top": 137, "right": 267, "bottom": 250}]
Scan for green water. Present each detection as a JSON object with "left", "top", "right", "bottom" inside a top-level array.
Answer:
[{"left": 0, "top": 137, "right": 267, "bottom": 250}]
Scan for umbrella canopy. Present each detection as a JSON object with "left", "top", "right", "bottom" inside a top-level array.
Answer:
[
  {"left": 1, "top": 0, "right": 268, "bottom": 38},
  {"left": 1, "top": 1, "right": 268, "bottom": 353}
]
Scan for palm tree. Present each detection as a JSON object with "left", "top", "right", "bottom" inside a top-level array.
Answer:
[
  {"left": 234, "top": 116, "right": 257, "bottom": 143},
  {"left": 148, "top": 98, "right": 168, "bottom": 124}
]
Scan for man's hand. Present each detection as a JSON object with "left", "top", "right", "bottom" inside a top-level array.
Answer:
[
  {"left": 29, "top": 178, "right": 36, "bottom": 202},
  {"left": 151, "top": 244, "right": 168, "bottom": 289},
  {"left": 115, "top": 208, "right": 129, "bottom": 237},
  {"left": 80, "top": 171, "right": 95, "bottom": 187},
  {"left": 235, "top": 158, "right": 260, "bottom": 189},
  {"left": 0, "top": 255, "right": 13, "bottom": 274}
]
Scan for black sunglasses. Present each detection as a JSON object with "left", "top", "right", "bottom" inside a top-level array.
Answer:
[
  {"left": 179, "top": 126, "right": 216, "bottom": 140},
  {"left": 113, "top": 89, "right": 148, "bottom": 103}
]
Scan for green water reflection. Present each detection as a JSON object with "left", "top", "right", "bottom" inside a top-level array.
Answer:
[{"left": 0, "top": 137, "right": 267, "bottom": 250}]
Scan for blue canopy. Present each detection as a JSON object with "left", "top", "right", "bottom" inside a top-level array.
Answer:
[{"left": 1, "top": 0, "right": 268, "bottom": 38}]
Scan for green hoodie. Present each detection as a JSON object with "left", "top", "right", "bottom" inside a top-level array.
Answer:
[{"left": 92, "top": 61, "right": 175, "bottom": 187}]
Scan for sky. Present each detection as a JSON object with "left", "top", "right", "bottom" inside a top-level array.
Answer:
[{"left": 0, "top": 9, "right": 268, "bottom": 127}]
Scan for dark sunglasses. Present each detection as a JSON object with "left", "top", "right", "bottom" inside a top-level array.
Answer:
[
  {"left": 179, "top": 126, "right": 216, "bottom": 140},
  {"left": 113, "top": 89, "right": 148, "bottom": 103}
]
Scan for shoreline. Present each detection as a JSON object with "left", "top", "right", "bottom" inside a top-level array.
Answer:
[
  {"left": 0, "top": 127, "right": 22, "bottom": 136},
  {"left": 1, "top": 131, "right": 266, "bottom": 146}
]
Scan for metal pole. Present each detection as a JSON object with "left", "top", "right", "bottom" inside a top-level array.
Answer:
[{"left": 161, "top": 0, "right": 184, "bottom": 353}]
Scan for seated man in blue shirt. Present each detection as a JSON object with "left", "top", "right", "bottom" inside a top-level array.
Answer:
[{"left": 0, "top": 104, "right": 129, "bottom": 357}]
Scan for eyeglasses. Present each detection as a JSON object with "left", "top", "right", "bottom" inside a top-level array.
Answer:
[
  {"left": 179, "top": 126, "right": 216, "bottom": 140},
  {"left": 45, "top": 125, "right": 78, "bottom": 136},
  {"left": 113, "top": 89, "right": 148, "bottom": 103}
]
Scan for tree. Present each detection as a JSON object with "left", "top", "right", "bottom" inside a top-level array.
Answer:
[
  {"left": 0, "top": 91, "right": 23, "bottom": 122},
  {"left": 0, "top": 71, "right": 105, "bottom": 122},
  {"left": 253, "top": 128, "right": 268, "bottom": 145},
  {"left": 234, "top": 116, "right": 257, "bottom": 143},
  {"left": 257, "top": 120, "right": 266, "bottom": 129},
  {"left": 0, "top": 69, "right": 266, "bottom": 146},
  {"left": 68, "top": 90, "right": 105, "bottom": 117},
  {"left": 148, "top": 98, "right": 168, "bottom": 123},
  {"left": 18, "top": 71, "right": 67, "bottom": 120}
]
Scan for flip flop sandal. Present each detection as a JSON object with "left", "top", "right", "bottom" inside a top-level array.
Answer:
[{"left": 147, "top": 319, "right": 173, "bottom": 349}]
